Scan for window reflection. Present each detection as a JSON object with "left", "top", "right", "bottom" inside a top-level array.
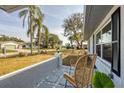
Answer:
[
  {"left": 96, "top": 45, "right": 101, "bottom": 57},
  {"left": 103, "top": 44, "right": 112, "bottom": 63},
  {"left": 102, "top": 22, "right": 112, "bottom": 43},
  {"left": 96, "top": 32, "right": 101, "bottom": 44},
  {"left": 96, "top": 22, "right": 112, "bottom": 63}
]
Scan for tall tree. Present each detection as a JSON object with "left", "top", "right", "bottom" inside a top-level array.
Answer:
[
  {"left": 19, "top": 5, "right": 37, "bottom": 54},
  {"left": 48, "top": 33, "right": 61, "bottom": 49},
  {"left": 32, "top": 6, "right": 49, "bottom": 53},
  {"left": 19, "top": 6, "right": 48, "bottom": 54},
  {"left": 68, "top": 35, "right": 75, "bottom": 48},
  {"left": 62, "top": 13, "right": 84, "bottom": 48},
  {"left": 42, "top": 25, "right": 49, "bottom": 48}
]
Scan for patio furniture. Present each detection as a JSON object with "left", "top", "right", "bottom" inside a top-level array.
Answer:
[
  {"left": 70, "top": 49, "right": 87, "bottom": 67},
  {"left": 64, "top": 54, "right": 96, "bottom": 88}
]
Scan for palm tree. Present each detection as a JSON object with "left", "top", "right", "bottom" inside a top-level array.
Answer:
[
  {"left": 19, "top": 5, "right": 37, "bottom": 55},
  {"left": 33, "top": 6, "right": 49, "bottom": 53},
  {"left": 43, "top": 25, "right": 49, "bottom": 48},
  {"left": 35, "top": 24, "right": 49, "bottom": 53}
]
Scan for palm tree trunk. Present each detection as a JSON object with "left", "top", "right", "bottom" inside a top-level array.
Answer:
[
  {"left": 37, "top": 28, "right": 41, "bottom": 54},
  {"left": 30, "top": 12, "right": 33, "bottom": 55},
  {"left": 30, "top": 31, "right": 33, "bottom": 55}
]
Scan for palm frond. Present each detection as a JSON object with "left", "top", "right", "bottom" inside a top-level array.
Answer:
[
  {"left": 19, "top": 10, "right": 28, "bottom": 18},
  {"left": 43, "top": 25, "right": 49, "bottom": 34},
  {"left": 27, "top": 29, "right": 30, "bottom": 37}
]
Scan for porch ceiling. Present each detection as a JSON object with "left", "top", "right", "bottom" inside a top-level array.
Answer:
[
  {"left": 0, "top": 5, "right": 26, "bottom": 13},
  {"left": 84, "top": 5, "right": 113, "bottom": 40}
]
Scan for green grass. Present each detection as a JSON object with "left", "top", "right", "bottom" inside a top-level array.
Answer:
[{"left": 0, "top": 54, "right": 53, "bottom": 76}]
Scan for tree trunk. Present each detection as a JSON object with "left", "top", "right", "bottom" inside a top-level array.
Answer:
[
  {"left": 52, "top": 44, "right": 54, "bottom": 49},
  {"left": 37, "top": 29, "right": 41, "bottom": 54},
  {"left": 30, "top": 13, "right": 33, "bottom": 55},
  {"left": 73, "top": 31, "right": 80, "bottom": 49},
  {"left": 30, "top": 31, "right": 33, "bottom": 55},
  {"left": 80, "top": 40, "right": 83, "bottom": 49}
]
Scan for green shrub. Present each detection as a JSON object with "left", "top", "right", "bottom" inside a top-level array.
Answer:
[{"left": 93, "top": 71, "right": 115, "bottom": 88}]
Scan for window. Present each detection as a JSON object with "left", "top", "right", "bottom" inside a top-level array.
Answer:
[
  {"left": 111, "top": 8, "right": 120, "bottom": 76},
  {"left": 96, "top": 32, "right": 101, "bottom": 44},
  {"left": 102, "top": 22, "right": 112, "bottom": 43},
  {"left": 88, "top": 39, "right": 90, "bottom": 52},
  {"left": 96, "top": 22, "right": 112, "bottom": 63},
  {"left": 102, "top": 44, "right": 112, "bottom": 63},
  {"left": 96, "top": 45, "right": 101, "bottom": 57},
  {"left": 112, "top": 43, "right": 118, "bottom": 71},
  {"left": 96, "top": 32, "right": 101, "bottom": 57},
  {"left": 93, "top": 35, "right": 95, "bottom": 53}
]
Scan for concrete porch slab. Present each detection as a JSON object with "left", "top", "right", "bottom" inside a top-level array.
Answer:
[{"left": 36, "top": 66, "right": 74, "bottom": 88}]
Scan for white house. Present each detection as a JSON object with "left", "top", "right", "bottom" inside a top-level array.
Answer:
[
  {"left": 0, "top": 41, "right": 22, "bottom": 49},
  {"left": 84, "top": 5, "right": 124, "bottom": 87}
]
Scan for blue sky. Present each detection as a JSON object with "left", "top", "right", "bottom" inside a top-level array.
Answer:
[{"left": 0, "top": 5, "right": 84, "bottom": 45}]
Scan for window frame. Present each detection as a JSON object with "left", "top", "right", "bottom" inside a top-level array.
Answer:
[
  {"left": 95, "top": 21, "right": 112, "bottom": 63},
  {"left": 111, "top": 7, "right": 121, "bottom": 77}
]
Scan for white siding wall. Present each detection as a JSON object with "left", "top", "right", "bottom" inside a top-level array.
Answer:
[
  {"left": 90, "top": 36, "right": 93, "bottom": 54},
  {"left": 88, "top": 36, "right": 93, "bottom": 54}
]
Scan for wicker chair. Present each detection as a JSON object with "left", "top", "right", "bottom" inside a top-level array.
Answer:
[
  {"left": 64, "top": 54, "right": 96, "bottom": 88},
  {"left": 69, "top": 49, "right": 87, "bottom": 67}
]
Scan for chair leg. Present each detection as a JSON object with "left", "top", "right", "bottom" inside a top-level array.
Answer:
[
  {"left": 65, "top": 80, "right": 68, "bottom": 88},
  {"left": 89, "top": 84, "right": 92, "bottom": 88}
]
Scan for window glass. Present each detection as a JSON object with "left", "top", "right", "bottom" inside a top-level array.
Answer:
[
  {"left": 112, "top": 43, "right": 118, "bottom": 71},
  {"left": 96, "top": 32, "right": 101, "bottom": 44},
  {"left": 102, "top": 22, "right": 112, "bottom": 43},
  {"left": 102, "top": 44, "right": 112, "bottom": 63},
  {"left": 96, "top": 45, "right": 101, "bottom": 57},
  {"left": 112, "top": 12, "right": 119, "bottom": 41}
]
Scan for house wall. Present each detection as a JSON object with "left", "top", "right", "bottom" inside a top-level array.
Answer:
[
  {"left": 90, "top": 36, "right": 93, "bottom": 54},
  {"left": 88, "top": 6, "right": 124, "bottom": 87},
  {"left": 1, "top": 42, "right": 19, "bottom": 49}
]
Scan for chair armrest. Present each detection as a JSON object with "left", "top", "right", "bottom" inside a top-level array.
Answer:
[{"left": 64, "top": 73, "right": 76, "bottom": 87}]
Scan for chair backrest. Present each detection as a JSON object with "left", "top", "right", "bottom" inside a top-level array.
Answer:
[
  {"left": 74, "top": 54, "right": 96, "bottom": 88},
  {"left": 77, "top": 49, "right": 87, "bottom": 61}
]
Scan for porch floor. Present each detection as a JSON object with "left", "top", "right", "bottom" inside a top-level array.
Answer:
[{"left": 36, "top": 66, "right": 75, "bottom": 88}]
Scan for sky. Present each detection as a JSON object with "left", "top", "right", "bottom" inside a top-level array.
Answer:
[{"left": 0, "top": 5, "right": 84, "bottom": 45}]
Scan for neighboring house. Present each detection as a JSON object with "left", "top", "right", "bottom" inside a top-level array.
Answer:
[
  {"left": 0, "top": 41, "right": 23, "bottom": 49},
  {"left": 82, "top": 41, "right": 88, "bottom": 49},
  {"left": 84, "top": 5, "right": 124, "bottom": 87}
]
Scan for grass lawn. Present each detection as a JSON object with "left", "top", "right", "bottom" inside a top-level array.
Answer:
[
  {"left": 0, "top": 49, "right": 17, "bottom": 54},
  {"left": 0, "top": 54, "right": 53, "bottom": 76}
]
